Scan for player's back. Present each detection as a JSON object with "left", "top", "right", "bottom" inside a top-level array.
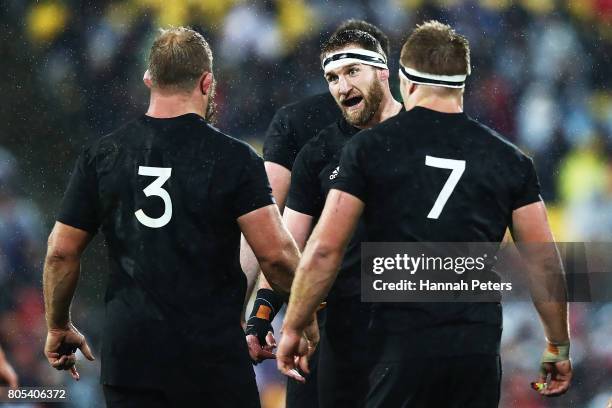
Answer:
[
  {"left": 335, "top": 106, "right": 540, "bottom": 356},
  {"left": 347, "top": 106, "right": 538, "bottom": 244},
  {"left": 97, "top": 114, "right": 257, "bottom": 314},
  {"left": 63, "top": 113, "right": 271, "bottom": 387}
]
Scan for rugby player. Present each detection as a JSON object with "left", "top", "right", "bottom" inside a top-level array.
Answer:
[
  {"left": 242, "top": 19, "right": 391, "bottom": 408},
  {"left": 282, "top": 29, "right": 401, "bottom": 407},
  {"left": 43, "top": 27, "right": 299, "bottom": 407},
  {"left": 278, "top": 21, "right": 572, "bottom": 407}
]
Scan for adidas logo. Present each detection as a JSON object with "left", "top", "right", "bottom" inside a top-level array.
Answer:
[{"left": 329, "top": 166, "right": 340, "bottom": 180}]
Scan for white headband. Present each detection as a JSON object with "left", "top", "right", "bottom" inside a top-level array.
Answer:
[
  {"left": 322, "top": 48, "right": 388, "bottom": 74},
  {"left": 399, "top": 65, "right": 468, "bottom": 89}
]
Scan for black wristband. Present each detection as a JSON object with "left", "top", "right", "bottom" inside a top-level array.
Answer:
[
  {"left": 249, "top": 288, "right": 284, "bottom": 322},
  {"left": 246, "top": 289, "right": 285, "bottom": 345}
]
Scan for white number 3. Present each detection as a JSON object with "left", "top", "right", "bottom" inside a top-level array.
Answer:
[
  {"left": 425, "top": 156, "right": 465, "bottom": 220},
  {"left": 135, "top": 166, "right": 173, "bottom": 228}
]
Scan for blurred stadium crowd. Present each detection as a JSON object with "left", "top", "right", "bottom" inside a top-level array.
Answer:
[{"left": 0, "top": 0, "right": 611, "bottom": 407}]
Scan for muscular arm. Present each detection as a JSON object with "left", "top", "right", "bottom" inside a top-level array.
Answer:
[
  {"left": 264, "top": 162, "right": 292, "bottom": 210},
  {"left": 254, "top": 207, "right": 313, "bottom": 294},
  {"left": 511, "top": 200, "right": 571, "bottom": 396},
  {"left": 240, "top": 162, "right": 291, "bottom": 322},
  {"left": 283, "top": 208, "right": 314, "bottom": 251},
  {"left": 238, "top": 204, "right": 300, "bottom": 298},
  {"left": 43, "top": 222, "right": 96, "bottom": 380},
  {"left": 43, "top": 222, "right": 92, "bottom": 329},
  {"left": 243, "top": 207, "right": 314, "bottom": 361},
  {"left": 282, "top": 190, "right": 363, "bottom": 332},
  {"left": 276, "top": 190, "right": 362, "bottom": 379},
  {"left": 511, "top": 202, "right": 569, "bottom": 344}
]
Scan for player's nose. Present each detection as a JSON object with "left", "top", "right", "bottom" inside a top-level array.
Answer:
[{"left": 338, "top": 75, "right": 352, "bottom": 95}]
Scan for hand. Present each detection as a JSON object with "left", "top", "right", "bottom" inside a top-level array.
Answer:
[
  {"left": 303, "top": 315, "right": 319, "bottom": 358},
  {"left": 245, "top": 315, "right": 277, "bottom": 363},
  {"left": 533, "top": 359, "right": 572, "bottom": 396},
  {"left": 44, "top": 323, "right": 95, "bottom": 381},
  {"left": 531, "top": 341, "right": 572, "bottom": 397},
  {"left": 276, "top": 327, "right": 311, "bottom": 383},
  {"left": 0, "top": 354, "right": 18, "bottom": 388},
  {"left": 246, "top": 332, "right": 276, "bottom": 363}
]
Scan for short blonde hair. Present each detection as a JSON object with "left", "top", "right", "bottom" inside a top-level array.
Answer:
[
  {"left": 400, "top": 21, "right": 470, "bottom": 76},
  {"left": 148, "top": 27, "right": 213, "bottom": 92}
]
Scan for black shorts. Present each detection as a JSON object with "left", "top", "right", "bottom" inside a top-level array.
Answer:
[
  {"left": 366, "top": 354, "right": 501, "bottom": 408},
  {"left": 317, "top": 298, "right": 378, "bottom": 408},
  {"left": 104, "top": 383, "right": 260, "bottom": 408},
  {"left": 103, "top": 363, "right": 260, "bottom": 408},
  {"left": 285, "top": 345, "right": 320, "bottom": 408}
]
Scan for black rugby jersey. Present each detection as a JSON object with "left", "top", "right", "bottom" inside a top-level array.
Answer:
[
  {"left": 333, "top": 106, "right": 541, "bottom": 356},
  {"left": 58, "top": 113, "right": 273, "bottom": 388},
  {"left": 287, "top": 118, "right": 364, "bottom": 299},
  {"left": 263, "top": 92, "right": 340, "bottom": 170}
]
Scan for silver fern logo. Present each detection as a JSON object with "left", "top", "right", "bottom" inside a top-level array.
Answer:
[{"left": 329, "top": 166, "right": 340, "bottom": 180}]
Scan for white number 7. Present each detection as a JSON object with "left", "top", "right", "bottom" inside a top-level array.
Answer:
[
  {"left": 425, "top": 156, "right": 465, "bottom": 219},
  {"left": 135, "top": 166, "right": 173, "bottom": 228}
]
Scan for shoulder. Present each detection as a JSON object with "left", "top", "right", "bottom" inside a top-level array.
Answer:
[
  {"left": 94, "top": 117, "right": 260, "bottom": 161},
  {"left": 466, "top": 116, "right": 534, "bottom": 163},
  {"left": 312, "top": 121, "right": 341, "bottom": 146},
  {"left": 265, "top": 94, "right": 334, "bottom": 141},
  {"left": 294, "top": 131, "right": 326, "bottom": 169},
  {"left": 86, "top": 116, "right": 152, "bottom": 156},
  {"left": 282, "top": 92, "right": 336, "bottom": 118},
  {"left": 81, "top": 124, "right": 130, "bottom": 163},
  {"left": 277, "top": 93, "right": 338, "bottom": 136},
  {"left": 354, "top": 111, "right": 407, "bottom": 145},
  {"left": 342, "top": 123, "right": 386, "bottom": 154},
  {"left": 297, "top": 120, "right": 341, "bottom": 161},
  {"left": 206, "top": 124, "right": 262, "bottom": 159}
]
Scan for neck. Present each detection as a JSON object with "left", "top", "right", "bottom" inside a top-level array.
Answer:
[
  {"left": 146, "top": 89, "right": 206, "bottom": 119},
  {"left": 411, "top": 90, "right": 463, "bottom": 114},
  {"left": 359, "top": 87, "right": 402, "bottom": 129}
]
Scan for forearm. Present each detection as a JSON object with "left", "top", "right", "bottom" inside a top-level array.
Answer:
[
  {"left": 240, "top": 235, "right": 261, "bottom": 327},
  {"left": 283, "top": 246, "right": 342, "bottom": 331},
  {"left": 533, "top": 301, "right": 569, "bottom": 344},
  {"left": 260, "top": 243, "right": 299, "bottom": 298},
  {"left": 258, "top": 162, "right": 292, "bottom": 294},
  {"left": 43, "top": 254, "right": 81, "bottom": 329},
  {"left": 526, "top": 249, "right": 569, "bottom": 343},
  {"left": 259, "top": 209, "right": 310, "bottom": 294}
]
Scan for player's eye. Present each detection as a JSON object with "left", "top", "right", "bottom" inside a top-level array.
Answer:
[
  {"left": 349, "top": 67, "right": 359, "bottom": 76},
  {"left": 326, "top": 75, "right": 338, "bottom": 83}
]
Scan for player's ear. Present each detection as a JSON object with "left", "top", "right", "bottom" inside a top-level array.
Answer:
[
  {"left": 378, "top": 69, "right": 390, "bottom": 82},
  {"left": 409, "top": 82, "right": 418, "bottom": 95},
  {"left": 143, "top": 70, "right": 153, "bottom": 88},
  {"left": 200, "top": 72, "right": 213, "bottom": 95}
]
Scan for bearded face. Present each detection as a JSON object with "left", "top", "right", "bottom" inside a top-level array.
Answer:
[
  {"left": 338, "top": 76, "right": 384, "bottom": 127},
  {"left": 326, "top": 63, "right": 384, "bottom": 128}
]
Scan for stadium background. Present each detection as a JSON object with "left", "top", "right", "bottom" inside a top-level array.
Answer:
[{"left": 1, "top": 0, "right": 611, "bottom": 406}]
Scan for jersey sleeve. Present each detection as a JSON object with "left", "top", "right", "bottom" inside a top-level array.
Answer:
[
  {"left": 286, "top": 144, "right": 323, "bottom": 216},
  {"left": 331, "top": 134, "right": 368, "bottom": 202},
  {"left": 232, "top": 145, "right": 275, "bottom": 218},
  {"left": 262, "top": 107, "right": 298, "bottom": 170},
  {"left": 511, "top": 156, "right": 542, "bottom": 210},
  {"left": 57, "top": 146, "right": 101, "bottom": 233}
]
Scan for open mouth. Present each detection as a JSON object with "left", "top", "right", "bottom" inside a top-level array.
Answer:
[{"left": 342, "top": 96, "right": 363, "bottom": 108}]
